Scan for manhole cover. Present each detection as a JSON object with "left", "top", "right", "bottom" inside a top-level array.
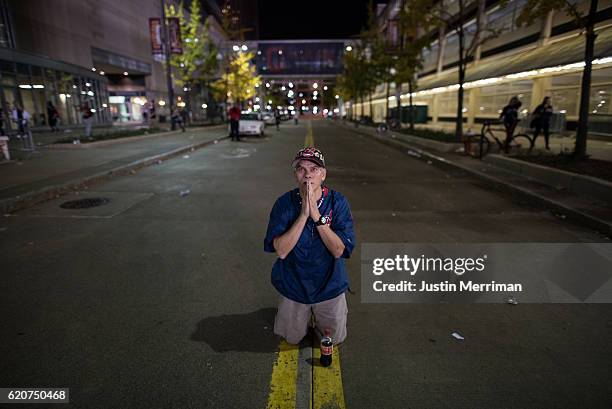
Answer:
[{"left": 60, "top": 197, "right": 110, "bottom": 209}]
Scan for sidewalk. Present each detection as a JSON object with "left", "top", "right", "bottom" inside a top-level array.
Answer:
[
  {"left": 12, "top": 122, "right": 162, "bottom": 148},
  {"left": 336, "top": 121, "right": 612, "bottom": 237},
  {"left": 0, "top": 125, "right": 227, "bottom": 214},
  {"left": 412, "top": 122, "right": 612, "bottom": 162}
]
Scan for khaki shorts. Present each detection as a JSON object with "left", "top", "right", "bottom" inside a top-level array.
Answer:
[{"left": 274, "top": 292, "right": 348, "bottom": 345}]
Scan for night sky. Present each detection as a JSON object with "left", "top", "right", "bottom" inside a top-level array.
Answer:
[{"left": 258, "top": 0, "right": 375, "bottom": 40}]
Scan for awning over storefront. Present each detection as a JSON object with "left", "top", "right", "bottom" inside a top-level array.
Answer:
[
  {"left": 91, "top": 47, "right": 152, "bottom": 75},
  {"left": 417, "top": 26, "right": 612, "bottom": 91}
]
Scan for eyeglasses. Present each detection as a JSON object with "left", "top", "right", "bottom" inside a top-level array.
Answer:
[{"left": 294, "top": 165, "right": 322, "bottom": 174}]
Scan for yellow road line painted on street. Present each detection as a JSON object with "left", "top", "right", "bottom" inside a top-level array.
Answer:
[
  {"left": 304, "top": 121, "right": 314, "bottom": 147},
  {"left": 312, "top": 345, "right": 346, "bottom": 409},
  {"left": 267, "top": 340, "right": 300, "bottom": 409}
]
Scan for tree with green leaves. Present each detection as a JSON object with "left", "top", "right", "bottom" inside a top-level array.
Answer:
[
  {"left": 430, "top": 0, "right": 507, "bottom": 141},
  {"left": 212, "top": 51, "right": 262, "bottom": 106},
  {"left": 394, "top": 0, "right": 437, "bottom": 130},
  {"left": 220, "top": 0, "right": 251, "bottom": 41},
  {"left": 165, "top": 0, "right": 218, "bottom": 119},
  {"left": 337, "top": 43, "right": 373, "bottom": 123},
  {"left": 517, "top": 0, "right": 597, "bottom": 159},
  {"left": 369, "top": 33, "right": 395, "bottom": 122}
]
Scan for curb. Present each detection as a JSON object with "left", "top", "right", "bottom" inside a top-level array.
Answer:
[
  {"left": 43, "top": 124, "right": 226, "bottom": 149},
  {"left": 0, "top": 135, "right": 228, "bottom": 214},
  {"left": 337, "top": 121, "right": 461, "bottom": 153},
  {"left": 483, "top": 154, "right": 612, "bottom": 204},
  {"left": 336, "top": 121, "right": 612, "bottom": 237}
]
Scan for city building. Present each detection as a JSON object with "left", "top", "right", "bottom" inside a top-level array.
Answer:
[
  {"left": 357, "top": 0, "right": 612, "bottom": 136},
  {"left": 0, "top": 0, "right": 226, "bottom": 131}
]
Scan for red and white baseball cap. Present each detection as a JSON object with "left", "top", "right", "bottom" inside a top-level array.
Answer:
[{"left": 291, "top": 147, "right": 325, "bottom": 168}]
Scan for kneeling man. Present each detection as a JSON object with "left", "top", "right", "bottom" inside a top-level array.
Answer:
[{"left": 264, "top": 147, "right": 355, "bottom": 344}]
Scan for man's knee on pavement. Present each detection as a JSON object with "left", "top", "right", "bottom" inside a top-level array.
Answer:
[{"left": 274, "top": 324, "right": 307, "bottom": 345}]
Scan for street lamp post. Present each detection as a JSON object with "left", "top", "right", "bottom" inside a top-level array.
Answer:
[{"left": 160, "top": 0, "right": 175, "bottom": 129}]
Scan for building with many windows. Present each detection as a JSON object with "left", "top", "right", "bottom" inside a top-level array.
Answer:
[
  {"left": 0, "top": 0, "right": 226, "bottom": 132},
  {"left": 358, "top": 0, "right": 612, "bottom": 136}
]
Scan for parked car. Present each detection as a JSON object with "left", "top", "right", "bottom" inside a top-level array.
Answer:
[
  {"left": 261, "top": 111, "right": 276, "bottom": 125},
  {"left": 229, "top": 112, "right": 265, "bottom": 137}
]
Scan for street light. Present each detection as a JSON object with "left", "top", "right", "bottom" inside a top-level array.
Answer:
[
  {"left": 345, "top": 45, "right": 352, "bottom": 52},
  {"left": 313, "top": 82, "right": 318, "bottom": 89},
  {"left": 241, "top": 44, "right": 248, "bottom": 51},
  {"left": 232, "top": 45, "right": 240, "bottom": 51},
  {"left": 335, "top": 95, "right": 339, "bottom": 99}
]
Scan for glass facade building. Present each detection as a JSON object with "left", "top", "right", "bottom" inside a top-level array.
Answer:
[{"left": 0, "top": 49, "right": 110, "bottom": 131}]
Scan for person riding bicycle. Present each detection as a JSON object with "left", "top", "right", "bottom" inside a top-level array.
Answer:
[{"left": 500, "top": 96, "right": 522, "bottom": 154}]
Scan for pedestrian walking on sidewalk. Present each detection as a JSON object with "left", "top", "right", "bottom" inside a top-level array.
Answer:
[
  {"left": 47, "top": 101, "right": 60, "bottom": 132},
  {"left": 531, "top": 96, "right": 553, "bottom": 150},
  {"left": 264, "top": 147, "right": 355, "bottom": 345},
  {"left": 500, "top": 96, "right": 522, "bottom": 154},
  {"left": 274, "top": 110, "right": 281, "bottom": 131},
  {"left": 11, "top": 103, "right": 30, "bottom": 139},
  {"left": 81, "top": 102, "right": 94, "bottom": 140},
  {"left": 228, "top": 104, "right": 240, "bottom": 141},
  {"left": 149, "top": 100, "right": 157, "bottom": 120},
  {"left": 0, "top": 107, "right": 6, "bottom": 136},
  {"left": 180, "top": 107, "right": 189, "bottom": 127},
  {"left": 171, "top": 107, "right": 185, "bottom": 132}
]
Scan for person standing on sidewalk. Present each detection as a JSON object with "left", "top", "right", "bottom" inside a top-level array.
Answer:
[
  {"left": 11, "top": 103, "right": 30, "bottom": 139},
  {"left": 0, "top": 107, "right": 5, "bottom": 136},
  {"left": 47, "top": 101, "right": 60, "bottom": 132},
  {"left": 531, "top": 96, "right": 553, "bottom": 150},
  {"left": 500, "top": 96, "right": 522, "bottom": 154},
  {"left": 149, "top": 100, "right": 157, "bottom": 121},
  {"left": 274, "top": 110, "right": 281, "bottom": 131},
  {"left": 264, "top": 147, "right": 355, "bottom": 345},
  {"left": 81, "top": 102, "right": 94, "bottom": 140},
  {"left": 171, "top": 107, "right": 185, "bottom": 132},
  {"left": 228, "top": 104, "right": 241, "bottom": 141}
]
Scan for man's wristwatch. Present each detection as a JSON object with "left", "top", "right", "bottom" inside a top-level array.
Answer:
[{"left": 315, "top": 215, "right": 330, "bottom": 226}]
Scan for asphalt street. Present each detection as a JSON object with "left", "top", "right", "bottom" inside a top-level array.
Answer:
[{"left": 1, "top": 120, "right": 611, "bottom": 409}]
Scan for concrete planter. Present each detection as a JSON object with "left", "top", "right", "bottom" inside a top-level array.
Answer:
[{"left": 483, "top": 154, "right": 612, "bottom": 205}]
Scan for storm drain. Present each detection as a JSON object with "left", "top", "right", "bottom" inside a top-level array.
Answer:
[{"left": 60, "top": 197, "right": 110, "bottom": 209}]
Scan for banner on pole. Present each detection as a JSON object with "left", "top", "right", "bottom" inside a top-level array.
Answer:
[
  {"left": 168, "top": 17, "right": 183, "bottom": 55},
  {"left": 149, "top": 18, "right": 163, "bottom": 55}
]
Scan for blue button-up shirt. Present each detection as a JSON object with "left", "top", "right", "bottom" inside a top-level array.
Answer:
[{"left": 264, "top": 187, "right": 355, "bottom": 304}]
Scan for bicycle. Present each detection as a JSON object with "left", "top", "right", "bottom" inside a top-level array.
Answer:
[
  {"left": 376, "top": 118, "right": 401, "bottom": 133},
  {"left": 467, "top": 120, "right": 534, "bottom": 158}
]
